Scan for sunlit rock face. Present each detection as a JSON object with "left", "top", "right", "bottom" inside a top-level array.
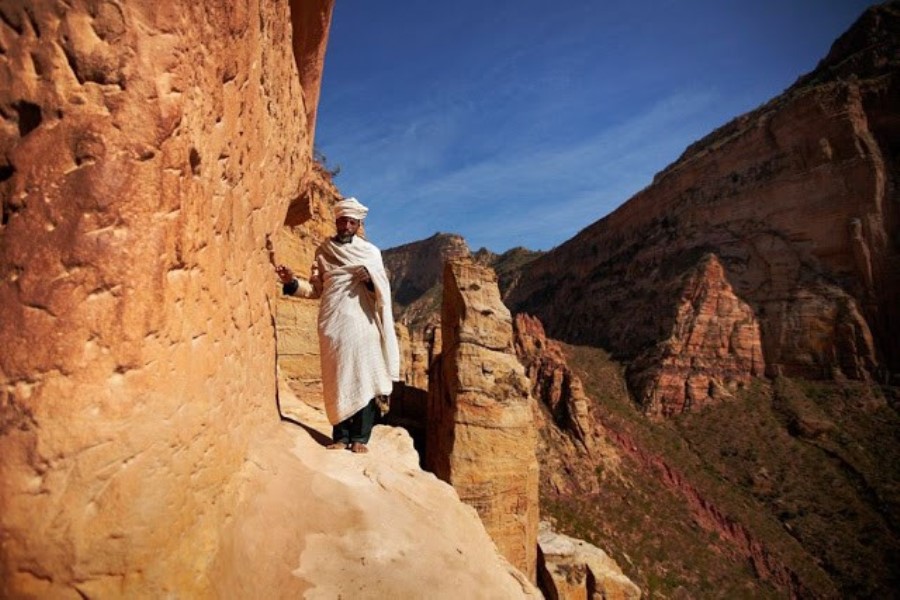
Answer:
[
  {"left": 275, "top": 162, "right": 339, "bottom": 410},
  {"left": 426, "top": 258, "right": 540, "bottom": 581},
  {"left": 218, "top": 387, "right": 541, "bottom": 599},
  {"left": 0, "top": 0, "right": 333, "bottom": 595},
  {"left": 506, "top": 4, "right": 900, "bottom": 413}
]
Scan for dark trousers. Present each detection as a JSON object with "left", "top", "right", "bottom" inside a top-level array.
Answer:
[{"left": 332, "top": 398, "right": 378, "bottom": 444}]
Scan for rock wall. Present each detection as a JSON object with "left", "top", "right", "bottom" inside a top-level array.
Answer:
[
  {"left": 426, "top": 258, "right": 540, "bottom": 581},
  {"left": 274, "top": 163, "right": 338, "bottom": 409},
  {"left": 506, "top": 4, "right": 900, "bottom": 413},
  {"left": 0, "top": 1, "right": 332, "bottom": 595}
]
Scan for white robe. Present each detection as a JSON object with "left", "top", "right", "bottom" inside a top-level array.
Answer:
[{"left": 312, "top": 237, "right": 400, "bottom": 424}]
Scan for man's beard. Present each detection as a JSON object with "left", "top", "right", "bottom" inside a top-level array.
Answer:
[{"left": 336, "top": 233, "right": 354, "bottom": 244}]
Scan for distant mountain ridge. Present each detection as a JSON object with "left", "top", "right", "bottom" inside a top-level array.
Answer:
[
  {"left": 383, "top": 232, "right": 543, "bottom": 328},
  {"left": 505, "top": 1, "right": 900, "bottom": 416}
]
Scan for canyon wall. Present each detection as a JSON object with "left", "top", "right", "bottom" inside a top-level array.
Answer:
[
  {"left": 0, "top": 1, "right": 332, "bottom": 595},
  {"left": 507, "top": 3, "right": 900, "bottom": 415}
]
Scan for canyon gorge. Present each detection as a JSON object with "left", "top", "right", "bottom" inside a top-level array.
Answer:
[
  {"left": 384, "top": 4, "right": 899, "bottom": 596},
  {"left": 2, "top": 0, "right": 898, "bottom": 598}
]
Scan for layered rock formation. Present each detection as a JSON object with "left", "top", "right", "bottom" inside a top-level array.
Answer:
[
  {"left": 426, "top": 258, "right": 540, "bottom": 581},
  {"left": 506, "top": 3, "right": 900, "bottom": 414},
  {"left": 383, "top": 234, "right": 543, "bottom": 428},
  {"left": 627, "top": 255, "right": 765, "bottom": 417}
]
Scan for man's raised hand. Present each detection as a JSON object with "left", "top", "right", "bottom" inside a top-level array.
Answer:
[
  {"left": 351, "top": 265, "right": 371, "bottom": 285},
  {"left": 276, "top": 264, "right": 294, "bottom": 284}
]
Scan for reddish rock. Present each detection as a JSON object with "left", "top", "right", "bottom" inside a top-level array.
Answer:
[
  {"left": 513, "top": 313, "right": 622, "bottom": 495},
  {"left": 627, "top": 254, "right": 765, "bottom": 417}
]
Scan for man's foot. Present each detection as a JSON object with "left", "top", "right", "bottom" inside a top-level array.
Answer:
[
  {"left": 327, "top": 442, "right": 348, "bottom": 450},
  {"left": 350, "top": 442, "right": 369, "bottom": 454}
]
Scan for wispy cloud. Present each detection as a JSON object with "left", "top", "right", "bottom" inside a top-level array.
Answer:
[
  {"left": 321, "top": 88, "right": 720, "bottom": 252},
  {"left": 315, "top": 0, "right": 872, "bottom": 252}
]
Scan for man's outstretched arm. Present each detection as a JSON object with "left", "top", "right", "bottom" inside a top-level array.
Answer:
[{"left": 276, "top": 264, "right": 320, "bottom": 298}]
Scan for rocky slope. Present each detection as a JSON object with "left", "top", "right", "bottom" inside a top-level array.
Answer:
[
  {"left": 378, "top": 5, "right": 900, "bottom": 596},
  {"left": 506, "top": 2, "right": 900, "bottom": 416},
  {"left": 513, "top": 313, "right": 623, "bottom": 497}
]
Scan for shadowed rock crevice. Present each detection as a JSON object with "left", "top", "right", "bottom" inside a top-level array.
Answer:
[{"left": 13, "top": 100, "right": 41, "bottom": 137}]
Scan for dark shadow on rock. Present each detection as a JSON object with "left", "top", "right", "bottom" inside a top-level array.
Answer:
[{"left": 276, "top": 389, "right": 332, "bottom": 446}]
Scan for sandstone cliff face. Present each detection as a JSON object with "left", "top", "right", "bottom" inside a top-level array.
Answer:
[
  {"left": 0, "top": 2, "right": 546, "bottom": 596},
  {"left": 506, "top": 4, "right": 900, "bottom": 414},
  {"left": 0, "top": 1, "right": 329, "bottom": 595},
  {"left": 383, "top": 234, "right": 542, "bottom": 419},
  {"left": 382, "top": 233, "right": 467, "bottom": 436},
  {"left": 427, "top": 258, "right": 540, "bottom": 581}
]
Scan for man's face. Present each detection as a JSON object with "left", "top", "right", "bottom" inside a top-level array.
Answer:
[{"left": 335, "top": 216, "right": 360, "bottom": 242}]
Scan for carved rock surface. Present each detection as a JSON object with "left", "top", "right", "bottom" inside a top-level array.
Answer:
[
  {"left": 538, "top": 521, "right": 641, "bottom": 600},
  {"left": 427, "top": 258, "right": 540, "bottom": 581},
  {"left": 506, "top": 4, "right": 900, "bottom": 411},
  {"left": 0, "top": 0, "right": 336, "bottom": 596}
]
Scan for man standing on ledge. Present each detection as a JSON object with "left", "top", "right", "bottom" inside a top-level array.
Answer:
[{"left": 276, "top": 197, "right": 400, "bottom": 454}]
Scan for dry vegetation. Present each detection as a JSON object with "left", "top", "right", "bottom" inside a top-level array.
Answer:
[{"left": 545, "top": 343, "right": 900, "bottom": 599}]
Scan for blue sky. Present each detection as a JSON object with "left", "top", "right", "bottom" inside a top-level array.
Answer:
[{"left": 314, "top": 1, "right": 874, "bottom": 253}]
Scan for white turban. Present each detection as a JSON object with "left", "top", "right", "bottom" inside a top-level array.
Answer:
[{"left": 335, "top": 197, "right": 368, "bottom": 221}]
